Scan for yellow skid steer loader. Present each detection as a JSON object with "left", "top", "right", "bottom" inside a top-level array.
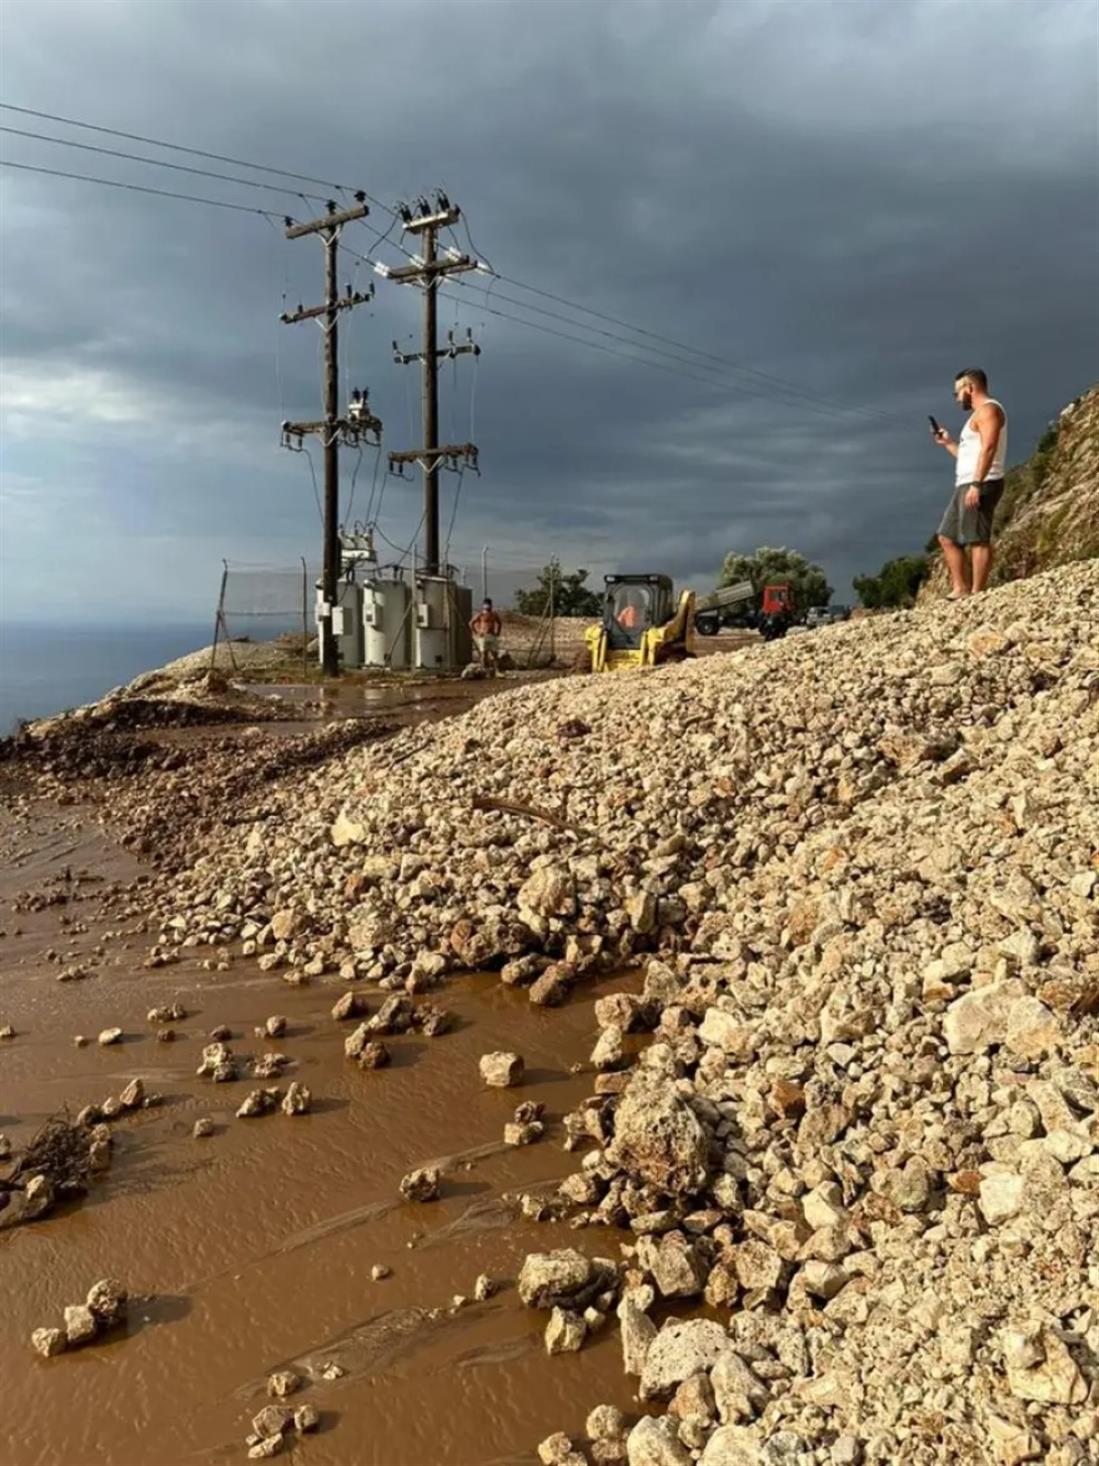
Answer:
[
  {"left": 586, "top": 574, "right": 764, "bottom": 673},
  {"left": 585, "top": 574, "right": 695, "bottom": 673}
]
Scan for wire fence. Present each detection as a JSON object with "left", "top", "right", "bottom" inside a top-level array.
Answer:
[
  {"left": 207, "top": 553, "right": 596, "bottom": 674},
  {"left": 210, "top": 559, "right": 313, "bottom": 673},
  {"left": 447, "top": 554, "right": 599, "bottom": 669}
]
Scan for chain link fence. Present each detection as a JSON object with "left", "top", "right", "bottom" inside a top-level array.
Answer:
[
  {"left": 447, "top": 554, "right": 598, "bottom": 669},
  {"left": 210, "top": 560, "right": 313, "bottom": 673},
  {"left": 209, "top": 553, "right": 596, "bottom": 674}
]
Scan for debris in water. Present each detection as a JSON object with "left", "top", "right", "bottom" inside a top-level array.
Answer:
[
  {"left": 399, "top": 1166, "right": 441, "bottom": 1203},
  {"left": 266, "top": 1369, "right": 302, "bottom": 1399},
  {"left": 479, "top": 1050, "right": 524, "bottom": 1088}
]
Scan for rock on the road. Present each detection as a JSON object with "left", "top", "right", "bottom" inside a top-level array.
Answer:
[
  {"left": 399, "top": 1167, "right": 441, "bottom": 1203},
  {"left": 479, "top": 1050, "right": 525, "bottom": 1088}
]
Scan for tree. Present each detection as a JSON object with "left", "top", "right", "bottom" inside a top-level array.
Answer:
[
  {"left": 719, "top": 546, "right": 831, "bottom": 612},
  {"left": 852, "top": 554, "right": 929, "bottom": 609},
  {"left": 515, "top": 564, "right": 603, "bottom": 617}
]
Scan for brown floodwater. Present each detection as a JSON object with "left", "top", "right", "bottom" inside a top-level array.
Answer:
[
  {"left": 0, "top": 801, "right": 639, "bottom": 1466},
  {"left": 239, "top": 669, "right": 565, "bottom": 728}
]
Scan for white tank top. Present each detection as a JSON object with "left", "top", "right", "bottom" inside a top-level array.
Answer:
[{"left": 956, "top": 400, "right": 1007, "bottom": 484}]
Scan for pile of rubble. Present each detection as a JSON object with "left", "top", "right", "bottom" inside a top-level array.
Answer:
[
  {"left": 1, "top": 1109, "right": 118, "bottom": 1229},
  {"left": 245, "top": 1370, "right": 319, "bottom": 1458},
  {"left": 6, "top": 664, "right": 272, "bottom": 746},
  {"left": 30, "top": 1278, "right": 128, "bottom": 1357},
  {"left": 148, "top": 561, "right": 1097, "bottom": 1463},
  {"left": 3, "top": 714, "right": 394, "bottom": 878},
  {"left": 154, "top": 562, "right": 1096, "bottom": 994}
]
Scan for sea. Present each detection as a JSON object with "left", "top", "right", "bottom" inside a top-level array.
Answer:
[{"left": 0, "top": 623, "right": 212, "bottom": 732}]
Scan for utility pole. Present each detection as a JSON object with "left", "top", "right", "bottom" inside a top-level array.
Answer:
[
  {"left": 281, "top": 197, "right": 382, "bottom": 677},
  {"left": 383, "top": 194, "right": 481, "bottom": 576},
  {"left": 549, "top": 555, "right": 557, "bottom": 665}
]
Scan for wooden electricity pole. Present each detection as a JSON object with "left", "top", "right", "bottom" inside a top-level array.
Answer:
[
  {"left": 281, "top": 197, "right": 381, "bottom": 676},
  {"left": 384, "top": 196, "right": 481, "bottom": 576}
]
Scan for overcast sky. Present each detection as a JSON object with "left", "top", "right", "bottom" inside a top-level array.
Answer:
[{"left": 1, "top": 0, "right": 1096, "bottom": 623}]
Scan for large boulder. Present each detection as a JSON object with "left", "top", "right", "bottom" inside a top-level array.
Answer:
[
  {"left": 942, "top": 980, "right": 1026, "bottom": 1055},
  {"left": 518, "top": 865, "right": 576, "bottom": 919},
  {"left": 699, "top": 1427, "right": 763, "bottom": 1465},
  {"left": 640, "top": 1318, "right": 730, "bottom": 1400},
  {"left": 617, "top": 1288, "right": 658, "bottom": 1376},
  {"left": 606, "top": 1072, "right": 713, "bottom": 1195},
  {"left": 518, "top": 1249, "right": 595, "bottom": 1310},
  {"left": 638, "top": 1230, "right": 707, "bottom": 1298},
  {"left": 330, "top": 810, "right": 366, "bottom": 847},
  {"left": 1001, "top": 1325, "right": 1087, "bottom": 1405},
  {"left": 626, "top": 1416, "right": 692, "bottom": 1466},
  {"left": 710, "top": 1350, "right": 768, "bottom": 1423},
  {"left": 479, "top": 1051, "right": 525, "bottom": 1088}
]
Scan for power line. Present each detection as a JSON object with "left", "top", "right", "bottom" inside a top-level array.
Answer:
[
  {"left": 345, "top": 443, "right": 364, "bottom": 524},
  {"left": 0, "top": 124, "right": 328, "bottom": 204},
  {"left": 4, "top": 156, "right": 889, "bottom": 426},
  {"left": 0, "top": 158, "right": 282, "bottom": 217},
  {"left": 363, "top": 442, "right": 384, "bottom": 524},
  {"left": 1, "top": 100, "right": 909, "bottom": 428},
  {"left": 343, "top": 236, "right": 903, "bottom": 428},
  {"left": 450, "top": 274, "right": 892, "bottom": 425},
  {"left": 444, "top": 281, "right": 924, "bottom": 439},
  {"left": 374, "top": 508, "right": 427, "bottom": 566},
  {"left": 0, "top": 102, "right": 361, "bottom": 195},
  {"left": 348, "top": 216, "right": 904, "bottom": 427},
  {"left": 443, "top": 467, "right": 466, "bottom": 563},
  {"left": 490, "top": 270, "right": 906, "bottom": 427},
  {"left": 340, "top": 236, "right": 878, "bottom": 421},
  {"left": 341, "top": 240, "right": 719, "bottom": 391},
  {"left": 440, "top": 283, "right": 729, "bottom": 393},
  {"left": 301, "top": 446, "right": 324, "bottom": 525}
]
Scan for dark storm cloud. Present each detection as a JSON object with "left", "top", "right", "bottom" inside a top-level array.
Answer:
[{"left": 1, "top": 0, "right": 1096, "bottom": 618}]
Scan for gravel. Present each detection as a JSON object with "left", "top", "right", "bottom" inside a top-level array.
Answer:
[{"left": 33, "top": 559, "right": 1099, "bottom": 1462}]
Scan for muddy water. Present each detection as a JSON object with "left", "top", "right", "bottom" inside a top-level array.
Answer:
[
  {"left": 0, "top": 805, "right": 638, "bottom": 1466},
  {"left": 241, "top": 669, "right": 564, "bottom": 729}
]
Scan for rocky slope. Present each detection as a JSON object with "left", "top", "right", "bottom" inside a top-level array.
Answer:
[
  {"left": 925, "top": 383, "right": 1099, "bottom": 596},
  {"left": 139, "top": 561, "right": 1098, "bottom": 1463}
]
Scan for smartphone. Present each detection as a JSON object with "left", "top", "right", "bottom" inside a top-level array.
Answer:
[{"left": 928, "top": 415, "right": 941, "bottom": 434}]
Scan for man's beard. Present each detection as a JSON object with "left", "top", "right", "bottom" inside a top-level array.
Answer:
[{"left": 960, "top": 392, "right": 972, "bottom": 410}]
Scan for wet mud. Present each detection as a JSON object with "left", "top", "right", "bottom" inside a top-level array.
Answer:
[{"left": 0, "top": 796, "right": 637, "bottom": 1466}]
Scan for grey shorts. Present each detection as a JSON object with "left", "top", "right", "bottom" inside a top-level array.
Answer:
[{"left": 938, "top": 478, "right": 1004, "bottom": 547}]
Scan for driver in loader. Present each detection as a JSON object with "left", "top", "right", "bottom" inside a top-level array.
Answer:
[{"left": 615, "top": 588, "right": 647, "bottom": 631}]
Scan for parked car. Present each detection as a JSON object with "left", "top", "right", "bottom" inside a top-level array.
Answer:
[{"left": 805, "top": 604, "right": 851, "bottom": 629}]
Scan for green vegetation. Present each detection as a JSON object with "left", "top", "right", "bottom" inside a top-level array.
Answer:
[
  {"left": 719, "top": 546, "right": 831, "bottom": 612},
  {"left": 852, "top": 554, "right": 929, "bottom": 609},
  {"left": 515, "top": 565, "right": 603, "bottom": 617}
]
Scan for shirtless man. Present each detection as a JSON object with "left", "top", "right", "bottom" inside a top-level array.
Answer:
[
  {"left": 932, "top": 368, "right": 1008, "bottom": 596},
  {"left": 469, "top": 598, "right": 502, "bottom": 672}
]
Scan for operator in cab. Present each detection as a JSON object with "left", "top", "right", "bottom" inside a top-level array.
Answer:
[{"left": 615, "top": 588, "right": 647, "bottom": 631}]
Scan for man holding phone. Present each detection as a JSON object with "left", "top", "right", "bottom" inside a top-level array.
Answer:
[{"left": 931, "top": 368, "right": 1008, "bottom": 596}]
